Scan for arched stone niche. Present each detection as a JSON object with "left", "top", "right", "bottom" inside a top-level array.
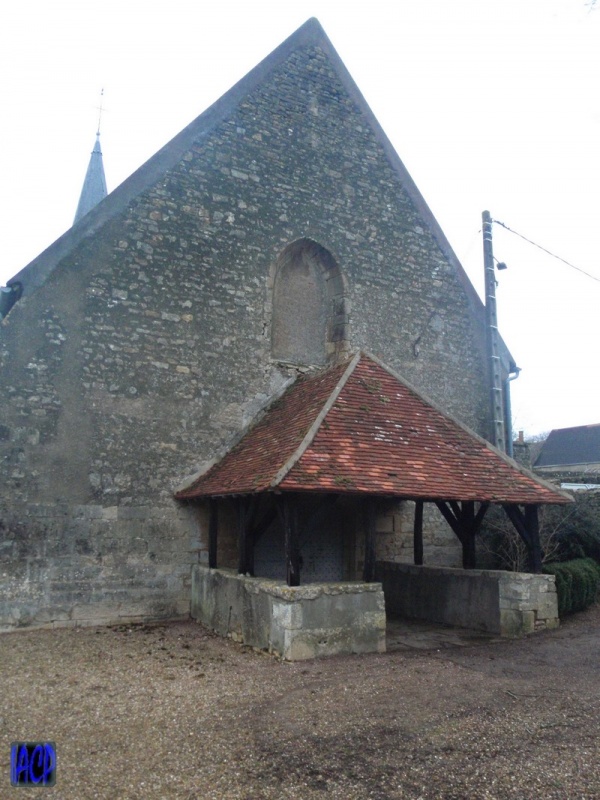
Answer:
[{"left": 271, "top": 238, "right": 348, "bottom": 366}]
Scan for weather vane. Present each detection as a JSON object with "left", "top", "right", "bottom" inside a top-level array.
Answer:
[{"left": 96, "top": 88, "right": 105, "bottom": 136}]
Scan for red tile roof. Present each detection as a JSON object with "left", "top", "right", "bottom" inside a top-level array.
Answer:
[{"left": 175, "top": 353, "right": 571, "bottom": 505}]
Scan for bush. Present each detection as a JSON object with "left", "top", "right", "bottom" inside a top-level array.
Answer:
[
  {"left": 543, "top": 558, "right": 600, "bottom": 616},
  {"left": 549, "top": 491, "right": 600, "bottom": 563},
  {"left": 477, "top": 492, "right": 600, "bottom": 574}
]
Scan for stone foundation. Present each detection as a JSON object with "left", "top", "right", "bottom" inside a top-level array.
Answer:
[
  {"left": 377, "top": 561, "right": 559, "bottom": 637},
  {"left": 191, "top": 565, "right": 386, "bottom": 660},
  {"left": 0, "top": 502, "right": 197, "bottom": 632}
]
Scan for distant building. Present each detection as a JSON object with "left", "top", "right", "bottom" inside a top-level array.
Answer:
[{"left": 534, "top": 424, "right": 600, "bottom": 489}]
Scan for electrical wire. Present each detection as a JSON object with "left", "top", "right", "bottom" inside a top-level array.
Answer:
[{"left": 493, "top": 218, "right": 600, "bottom": 284}]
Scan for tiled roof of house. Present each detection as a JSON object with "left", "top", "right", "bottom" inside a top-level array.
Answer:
[
  {"left": 175, "top": 353, "right": 571, "bottom": 504},
  {"left": 534, "top": 424, "right": 600, "bottom": 468}
]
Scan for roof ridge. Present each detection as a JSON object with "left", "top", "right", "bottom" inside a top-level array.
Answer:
[
  {"left": 174, "top": 373, "right": 297, "bottom": 495},
  {"left": 269, "top": 352, "right": 361, "bottom": 488}
]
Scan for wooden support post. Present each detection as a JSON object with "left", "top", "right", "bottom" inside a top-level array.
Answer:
[
  {"left": 282, "top": 495, "right": 301, "bottom": 587},
  {"left": 435, "top": 500, "right": 489, "bottom": 570},
  {"left": 208, "top": 498, "right": 218, "bottom": 569},
  {"left": 461, "top": 501, "right": 477, "bottom": 570},
  {"left": 525, "top": 504, "right": 542, "bottom": 574},
  {"left": 246, "top": 527, "right": 255, "bottom": 578},
  {"left": 413, "top": 500, "right": 424, "bottom": 566},
  {"left": 503, "top": 502, "right": 533, "bottom": 573},
  {"left": 237, "top": 497, "right": 253, "bottom": 576},
  {"left": 363, "top": 499, "right": 377, "bottom": 582},
  {"left": 504, "top": 503, "right": 542, "bottom": 573}
]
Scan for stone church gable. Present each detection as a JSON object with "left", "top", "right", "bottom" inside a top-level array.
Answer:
[{"left": 1, "top": 19, "right": 494, "bottom": 631}]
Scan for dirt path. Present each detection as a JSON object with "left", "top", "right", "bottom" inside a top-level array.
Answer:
[{"left": 2, "top": 606, "right": 600, "bottom": 799}]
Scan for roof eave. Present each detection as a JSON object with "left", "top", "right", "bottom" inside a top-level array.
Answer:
[{"left": 362, "top": 350, "right": 573, "bottom": 505}]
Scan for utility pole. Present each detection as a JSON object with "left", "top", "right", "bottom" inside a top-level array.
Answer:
[{"left": 482, "top": 210, "right": 506, "bottom": 452}]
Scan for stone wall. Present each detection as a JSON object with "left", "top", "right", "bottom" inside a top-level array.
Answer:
[
  {"left": 1, "top": 39, "right": 490, "bottom": 630},
  {"left": 374, "top": 500, "right": 461, "bottom": 568},
  {"left": 377, "top": 561, "right": 559, "bottom": 636},
  {"left": 191, "top": 564, "right": 386, "bottom": 660},
  {"left": 0, "top": 502, "right": 200, "bottom": 632}
]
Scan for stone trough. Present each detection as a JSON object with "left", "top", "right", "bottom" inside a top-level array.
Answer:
[
  {"left": 191, "top": 565, "right": 386, "bottom": 660},
  {"left": 191, "top": 562, "right": 559, "bottom": 661}
]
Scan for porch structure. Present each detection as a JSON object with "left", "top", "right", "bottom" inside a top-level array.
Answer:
[{"left": 175, "top": 353, "right": 571, "bottom": 657}]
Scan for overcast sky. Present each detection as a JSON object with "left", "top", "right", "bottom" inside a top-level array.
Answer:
[{"left": 1, "top": 0, "right": 598, "bottom": 436}]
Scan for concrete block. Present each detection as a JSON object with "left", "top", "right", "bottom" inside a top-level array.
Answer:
[
  {"left": 499, "top": 609, "right": 524, "bottom": 637},
  {"left": 272, "top": 600, "right": 303, "bottom": 630},
  {"left": 519, "top": 610, "right": 536, "bottom": 634},
  {"left": 499, "top": 581, "right": 532, "bottom": 601},
  {"left": 535, "top": 596, "right": 559, "bottom": 621}
]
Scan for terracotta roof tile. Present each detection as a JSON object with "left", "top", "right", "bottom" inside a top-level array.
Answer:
[{"left": 175, "top": 353, "right": 571, "bottom": 505}]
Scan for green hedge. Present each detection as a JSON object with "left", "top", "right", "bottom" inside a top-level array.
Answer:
[{"left": 543, "top": 558, "right": 600, "bottom": 616}]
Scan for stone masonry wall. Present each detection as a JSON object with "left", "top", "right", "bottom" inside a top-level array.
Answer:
[
  {"left": 0, "top": 502, "right": 201, "bottom": 631},
  {"left": 1, "top": 42, "right": 490, "bottom": 630},
  {"left": 191, "top": 565, "right": 386, "bottom": 660},
  {"left": 374, "top": 500, "right": 461, "bottom": 568},
  {"left": 377, "top": 561, "right": 559, "bottom": 636}
]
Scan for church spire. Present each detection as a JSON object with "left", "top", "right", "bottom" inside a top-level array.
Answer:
[{"left": 73, "top": 91, "right": 108, "bottom": 224}]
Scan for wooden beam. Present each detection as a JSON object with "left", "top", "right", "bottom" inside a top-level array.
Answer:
[
  {"left": 503, "top": 503, "right": 544, "bottom": 573},
  {"left": 460, "top": 501, "right": 476, "bottom": 569},
  {"left": 435, "top": 500, "right": 487, "bottom": 568},
  {"left": 363, "top": 498, "right": 377, "bottom": 582},
  {"left": 435, "top": 501, "right": 466, "bottom": 546},
  {"left": 449, "top": 500, "right": 461, "bottom": 520},
  {"left": 525, "top": 504, "right": 542, "bottom": 574},
  {"left": 208, "top": 498, "right": 218, "bottom": 569},
  {"left": 281, "top": 495, "right": 301, "bottom": 587},
  {"left": 237, "top": 497, "right": 253, "bottom": 576},
  {"left": 473, "top": 502, "right": 490, "bottom": 533},
  {"left": 413, "top": 500, "right": 424, "bottom": 565},
  {"left": 502, "top": 504, "right": 531, "bottom": 548},
  {"left": 463, "top": 501, "right": 490, "bottom": 569},
  {"left": 249, "top": 506, "right": 277, "bottom": 546}
]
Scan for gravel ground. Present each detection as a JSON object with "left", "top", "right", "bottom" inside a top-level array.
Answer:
[{"left": 2, "top": 606, "right": 600, "bottom": 800}]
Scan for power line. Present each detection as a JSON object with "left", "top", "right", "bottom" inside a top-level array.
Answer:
[{"left": 493, "top": 219, "right": 600, "bottom": 284}]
